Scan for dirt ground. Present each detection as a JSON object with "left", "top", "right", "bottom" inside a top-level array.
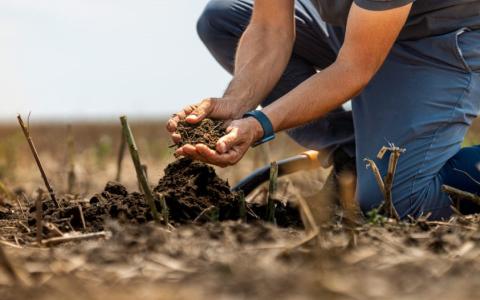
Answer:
[
  {"left": 2, "top": 214, "right": 480, "bottom": 300},
  {"left": 0, "top": 121, "right": 480, "bottom": 300}
]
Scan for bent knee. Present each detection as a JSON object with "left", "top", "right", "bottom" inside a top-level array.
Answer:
[{"left": 197, "top": 0, "right": 238, "bottom": 43}]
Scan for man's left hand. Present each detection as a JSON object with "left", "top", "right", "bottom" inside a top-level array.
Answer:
[{"left": 175, "top": 117, "right": 264, "bottom": 167}]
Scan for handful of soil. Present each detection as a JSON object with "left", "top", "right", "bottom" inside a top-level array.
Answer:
[{"left": 176, "top": 118, "right": 225, "bottom": 149}]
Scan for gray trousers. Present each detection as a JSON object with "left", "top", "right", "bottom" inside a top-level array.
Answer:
[{"left": 197, "top": 0, "right": 480, "bottom": 219}]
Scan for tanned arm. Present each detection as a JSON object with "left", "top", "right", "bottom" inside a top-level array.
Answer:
[
  {"left": 181, "top": 2, "right": 413, "bottom": 167},
  {"left": 167, "top": 0, "right": 295, "bottom": 137},
  {"left": 263, "top": 3, "right": 412, "bottom": 132}
]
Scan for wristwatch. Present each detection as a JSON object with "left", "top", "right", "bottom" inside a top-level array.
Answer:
[{"left": 243, "top": 110, "right": 275, "bottom": 147}]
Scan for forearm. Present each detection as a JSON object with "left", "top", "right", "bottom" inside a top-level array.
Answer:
[
  {"left": 261, "top": 2, "right": 412, "bottom": 134},
  {"left": 262, "top": 60, "right": 367, "bottom": 132},
  {"left": 223, "top": 23, "right": 294, "bottom": 116}
]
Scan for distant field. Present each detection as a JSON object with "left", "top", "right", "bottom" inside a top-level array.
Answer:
[{"left": 0, "top": 119, "right": 306, "bottom": 196}]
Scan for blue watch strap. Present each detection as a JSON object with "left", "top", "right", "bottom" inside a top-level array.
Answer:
[{"left": 243, "top": 110, "right": 275, "bottom": 147}]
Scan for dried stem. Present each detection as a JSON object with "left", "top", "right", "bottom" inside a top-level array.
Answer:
[
  {"left": 442, "top": 185, "right": 480, "bottom": 206},
  {"left": 155, "top": 192, "right": 170, "bottom": 225},
  {"left": 43, "top": 222, "right": 64, "bottom": 237},
  {"left": 365, "top": 144, "right": 405, "bottom": 221},
  {"left": 66, "top": 124, "right": 76, "bottom": 194},
  {"left": 266, "top": 161, "right": 278, "bottom": 223},
  {"left": 17, "top": 114, "right": 59, "bottom": 207},
  {"left": 41, "top": 231, "right": 110, "bottom": 246},
  {"left": 35, "top": 190, "right": 43, "bottom": 244},
  {"left": 238, "top": 191, "right": 246, "bottom": 222},
  {"left": 193, "top": 206, "right": 218, "bottom": 223},
  {"left": 338, "top": 171, "right": 363, "bottom": 225},
  {"left": 383, "top": 148, "right": 403, "bottom": 221},
  {"left": 120, "top": 116, "right": 159, "bottom": 221},
  {"left": 364, "top": 159, "right": 385, "bottom": 196},
  {"left": 138, "top": 164, "right": 149, "bottom": 193},
  {"left": 115, "top": 128, "right": 127, "bottom": 182},
  {"left": 453, "top": 168, "right": 480, "bottom": 187},
  {"left": 78, "top": 205, "right": 86, "bottom": 230}
]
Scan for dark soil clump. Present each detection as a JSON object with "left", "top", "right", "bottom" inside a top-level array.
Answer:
[
  {"left": 154, "top": 158, "right": 241, "bottom": 223},
  {"left": 25, "top": 159, "right": 302, "bottom": 238},
  {"left": 176, "top": 118, "right": 225, "bottom": 149},
  {"left": 26, "top": 181, "right": 154, "bottom": 236}
]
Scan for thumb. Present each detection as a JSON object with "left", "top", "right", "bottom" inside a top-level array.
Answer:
[
  {"left": 185, "top": 98, "right": 216, "bottom": 124},
  {"left": 216, "top": 127, "right": 239, "bottom": 154}
]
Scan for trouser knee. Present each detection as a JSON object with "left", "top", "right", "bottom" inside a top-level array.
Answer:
[
  {"left": 197, "top": 0, "right": 240, "bottom": 45},
  {"left": 197, "top": 0, "right": 250, "bottom": 71}
]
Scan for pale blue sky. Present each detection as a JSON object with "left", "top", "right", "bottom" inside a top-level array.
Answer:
[{"left": 0, "top": 0, "right": 231, "bottom": 121}]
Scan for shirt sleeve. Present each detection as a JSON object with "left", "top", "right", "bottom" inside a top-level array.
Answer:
[{"left": 354, "top": 0, "right": 415, "bottom": 11}]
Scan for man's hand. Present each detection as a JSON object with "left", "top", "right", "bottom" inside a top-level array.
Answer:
[
  {"left": 166, "top": 97, "right": 243, "bottom": 144},
  {"left": 175, "top": 117, "right": 264, "bottom": 167}
]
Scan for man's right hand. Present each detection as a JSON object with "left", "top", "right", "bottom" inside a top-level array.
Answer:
[{"left": 166, "top": 97, "right": 241, "bottom": 144}]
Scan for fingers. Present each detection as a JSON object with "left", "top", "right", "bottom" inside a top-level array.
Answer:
[
  {"left": 185, "top": 98, "right": 215, "bottom": 124},
  {"left": 216, "top": 127, "right": 239, "bottom": 154},
  {"left": 196, "top": 144, "right": 239, "bottom": 167},
  {"left": 166, "top": 116, "right": 179, "bottom": 133},
  {"left": 166, "top": 104, "right": 198, "bottom": 133},
  {"left": 175, "top": 143, "right": 241, "bottom": 167},
  {"left": 171, "top": 133, "right": 181, "bottom": 144}
]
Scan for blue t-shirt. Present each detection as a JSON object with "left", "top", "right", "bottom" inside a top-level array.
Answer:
[{"left": 311, "top": 0, "right": 480, "bottom": 40}]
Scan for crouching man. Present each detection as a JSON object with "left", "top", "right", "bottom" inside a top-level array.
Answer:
[{"left": 167, "top": 0, "right": 480, "bottom": 219}]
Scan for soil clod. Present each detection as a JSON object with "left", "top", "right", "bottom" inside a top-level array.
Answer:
[{"left": 154, "top": 158, "right": 240, "bottom": 223}]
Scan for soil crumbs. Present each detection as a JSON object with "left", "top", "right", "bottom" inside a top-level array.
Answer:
[{"left": 175, "top": 118, "right": 225, "bottom": 149}]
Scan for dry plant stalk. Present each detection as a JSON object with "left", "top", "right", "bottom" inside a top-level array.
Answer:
[
  {"left": 155, "top": 192, "right": 170, "bottom": 225},
  {"left": 77, "top": 205, "right": 87, "bottom": 230},
  {"left": 238, "top": 191, "right": 246, "bottom": 221},
  {"left": 193, "top": 206, "right": 218, "bottom": 223},
  {"left": 365, "top": 143, "right": 405, "bottom": 221},
  {"left": 41, "top": 231, "right": 110, "bottom": 246},
  {"left": 442, "top": 185, "right": 480, "bottom": 206},
  {"left": 364, "top": 159, "right": 385, "bottom": 196},
  {"left": 17, "top": 114, "right": 59, "bottom": 208},
  {"left": 35, "top": 190, "right": 44, "bottom": 244},
  {"left": 382, "top": 146, "right": 404, "bottom": 220},
  {"left": 120, "top": 116, "right": 159, "bottom": 221},
  {"left": 66, "top": 124, "right": 76, "bottom": 194},
  {"left": 138, "top": 164, "right": 149, "bottom": 193},
  {"left": 43, "top": 222, "right": 64, "bottom": 237},
  {"left": 115, "top": 128, "right": 127, "bottom": 182},
  {"left": 266, "top": 161, "right": 278, "bottom": 222},
  {"left": 338, "top": 171, "right": 363, "bottom": 225}
]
